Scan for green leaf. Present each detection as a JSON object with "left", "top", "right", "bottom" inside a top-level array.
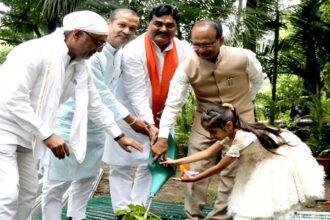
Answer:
[{"left": 114, "top": 209, "right": 129, "bottom": 216}]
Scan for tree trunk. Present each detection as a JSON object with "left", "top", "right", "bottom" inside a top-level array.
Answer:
[
  {"left": 270, "top": 0, "right": 280, "bottom": 125},
  {"left": 304, "top": 31, "right": 321, "bottom": 94},
  {"left": 47, "top": 17, "right": 59, "bottom": 34}
]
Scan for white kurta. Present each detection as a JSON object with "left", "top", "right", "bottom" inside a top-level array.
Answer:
[
  {"left": 0, "top": 28, "right": 121, "bottom": 220},
  {"left": 158, "top": 48, "right": 264, "bottom": 138},
  {"left": 41, "top": 42, "right": 131, "bottom": 220},
  {"left": 103, "top": 33, "right": 193, "bottom": 166},
  {"left": 0, "top": 29, "right": 122, "bottom": 159},
  {"left": 46, "top": 43, "right": 129, "bottom": 181}
]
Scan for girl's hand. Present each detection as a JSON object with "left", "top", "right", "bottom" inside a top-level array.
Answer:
[
  {"left": 222, "top": 103, "right": 234, "bottom": 110},
  {"left": 160, "top": 158, "right": 179, "bottom": 166},
  {"left": 180, "top": 171, "right": 198, "bottom": 182}
]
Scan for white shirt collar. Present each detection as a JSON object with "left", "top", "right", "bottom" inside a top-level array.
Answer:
[
  {"left": 151, "top": 37, "right": 174, "bottom": 53},
  {"left": 104, "top": 42, "right": 118, "bottom": 55}
]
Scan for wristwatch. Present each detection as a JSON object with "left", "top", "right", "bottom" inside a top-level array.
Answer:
[{"left": 114, "top": 133, "right": 125, "bottom": 142}]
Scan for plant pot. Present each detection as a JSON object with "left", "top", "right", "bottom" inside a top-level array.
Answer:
[{"left": 316, "top": 157, "right": 330, "bottom": 178}]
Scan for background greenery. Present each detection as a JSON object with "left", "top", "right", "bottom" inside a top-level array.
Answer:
[{"left": 0, "top": 0, "right": 329, "bottom": 156}]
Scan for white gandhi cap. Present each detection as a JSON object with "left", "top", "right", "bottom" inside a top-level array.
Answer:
[{"left": 63, "top": 10, "right": 108, "bottom": 35}]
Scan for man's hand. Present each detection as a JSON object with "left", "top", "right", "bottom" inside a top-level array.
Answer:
[
  {"left": 148, "top": 124, "right": 159, "bottom": 145},
  {"left": 43, "top": 134, "right": 70, "bottom": 159},
  {"left": 130, "top": 118, "right": 150, "bottom": 136},
  {"left": 117, "top": 135, "right": 144, "bottom": 153},
  {"left": 151, "top": 137, "right": 168, "bottom": 163}
]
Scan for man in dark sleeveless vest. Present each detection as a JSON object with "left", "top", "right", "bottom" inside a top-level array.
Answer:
[{"left": 152, "top": 20, "right": 264, "bottom": 220}]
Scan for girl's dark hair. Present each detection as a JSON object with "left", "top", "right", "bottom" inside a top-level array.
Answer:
[
  {"left": 148, "top": 4, "right": 180, "bottom": 25},
  {"left": 201, "top": 105, "right": 286, "bottom": 151}
]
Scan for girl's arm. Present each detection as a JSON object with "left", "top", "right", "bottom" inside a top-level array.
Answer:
[
  {"left": 161, "top": 141, "right": 224, "bottom": 166},
  {"left": 181, "top": 155, "right": 236, "bottom": 182},
  {"left": 179, "top": 131, "right": 253, "bottom": 182}
]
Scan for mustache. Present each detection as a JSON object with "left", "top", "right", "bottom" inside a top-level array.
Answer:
[{"left": 155, "top": 32, "right": 170, "bottom": 37}]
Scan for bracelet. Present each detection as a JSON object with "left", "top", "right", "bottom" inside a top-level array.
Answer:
[
  {"left": 128, "top": 117, "right": 137, "bottom": 126},
  {"left": 114, "top": 133, "right": 125, "bottom": 142}
]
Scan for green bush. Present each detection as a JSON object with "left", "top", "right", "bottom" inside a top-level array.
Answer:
[
  {"left": 0, "top": 44, "right": 13, "bottom": 64},
  {"left": 255, "top": 74, "right": 303, "bottom": 128},
  {"left": 174, "top": 92, "right": 196, "bottom": 157},
  {"left": 304, "top": 92, "right": 330, "bottom": 157}
]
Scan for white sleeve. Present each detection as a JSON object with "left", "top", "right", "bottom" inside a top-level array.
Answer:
[
  {"left": 177, "top": 39, "right": 194, "bottom": 60},
  {"left": 244, "top": 49, "right": 264, "bottom": 100},
  {"left": 86, "top": 72, "right": 122, "bottom": 138},
  {"left": 89, "top": 57, "right": 129, "bottom": 121},
  {"left": 226, "top": 132, "right": 256, "bottom": 157},
  {"left": 121, "top": 44, "right": 154, "bottom": 124},
  {"left": 158, "top": 65, "right": 190, "bottom": 138},
  {"left": 1, "top": 47, "right": 53, "bottom": 140}
]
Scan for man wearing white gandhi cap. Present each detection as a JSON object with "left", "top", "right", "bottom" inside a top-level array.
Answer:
[{"left": 0, "top": 10, "right": 143, "bottom": 220}]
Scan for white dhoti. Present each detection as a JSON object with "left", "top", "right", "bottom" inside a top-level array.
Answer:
[
  {"left": 0, "top": 144, "right": 38, "bottom": 220},
  {"left": 41, "top": 163, "right": 96, "bottom": 220},
  {"left": 109, "top": 165, "right": 152, "bottom": 212},
  {"left": 103, "top": 119, "right": 152, "bottom": 212}
]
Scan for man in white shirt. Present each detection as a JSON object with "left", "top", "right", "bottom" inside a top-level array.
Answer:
[
  {"left": 102, "top": 4, "right": 192, "bottom": 215},
  {"left": 0, "top": 10, "right": 142, "bottom": 220},
  {"left": 152, "top": 20, "right": 264, "bottom": 220},
  {"left": 41, "top": 9, "right": 145, "bottom": 220}
]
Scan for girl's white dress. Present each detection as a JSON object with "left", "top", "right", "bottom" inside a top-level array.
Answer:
[{"left": 225, "top": 130, "right": 325, "bottom": 219}]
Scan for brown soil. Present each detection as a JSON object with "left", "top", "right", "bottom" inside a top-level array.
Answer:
[{"left": 95, "top": 163, "right": 330, "bottom": 212}]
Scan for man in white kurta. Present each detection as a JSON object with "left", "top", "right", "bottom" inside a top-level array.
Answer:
[
  {"left": 102, "top": 4, "right": 193, "bottom": 213},
  {"left": 153, "top": 20, "right": 264, "bottom": 220},
  {"left": 41, "top": 9, "right": 144, "bottom": 220},
  {"left": 0, "top": 11, "right": 142, "bottom": 220}
]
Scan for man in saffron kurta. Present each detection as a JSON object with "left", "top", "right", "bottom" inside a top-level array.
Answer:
[
  {"left": 0, "top": 11, "right": 142, "bottom": 220},
  {"left": 102, "top": 4, "right": 192, "bottom": 213},
  {"left": 153, "top": 20, "right": 264, "bottom": 220}
]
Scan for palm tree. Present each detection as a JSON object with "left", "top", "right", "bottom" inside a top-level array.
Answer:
[
  {"left": 281, "top": 0, "right": 329, "bottom": 95},
  {"left": 41, "top": 0, "right": 86, "bottom": 33}
]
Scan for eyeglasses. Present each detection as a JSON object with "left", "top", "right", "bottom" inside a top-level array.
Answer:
[
  {"left": 192, "top": 41, "right": 217, "bottom": 49},
  {"left": 83, "top": 31, "right": 106, "bottom": 48}
]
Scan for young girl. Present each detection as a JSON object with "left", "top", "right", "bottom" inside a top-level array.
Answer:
[{"left": 162, "top": 104, "right": 325, "bottom": 220}]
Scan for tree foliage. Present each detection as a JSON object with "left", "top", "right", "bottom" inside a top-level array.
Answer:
[
  {"left": 0, "top": 0, "right": 236, "bottom": 43},
  {"left": 279, "top": 0, "right": 330, "bottom": 94},
  {"left": 41, "top": 0, "right": 86, "bottom": 33},
  {"left": 0, "top": 0, "right": 329, "bottom": 125},
  {"left": 0, "top": 0, "right": 46, "bottom": 45}
]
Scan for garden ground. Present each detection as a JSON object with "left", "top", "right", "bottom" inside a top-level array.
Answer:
[{"left": 95, "top": 163, "right": 330, "bottom": 212}]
